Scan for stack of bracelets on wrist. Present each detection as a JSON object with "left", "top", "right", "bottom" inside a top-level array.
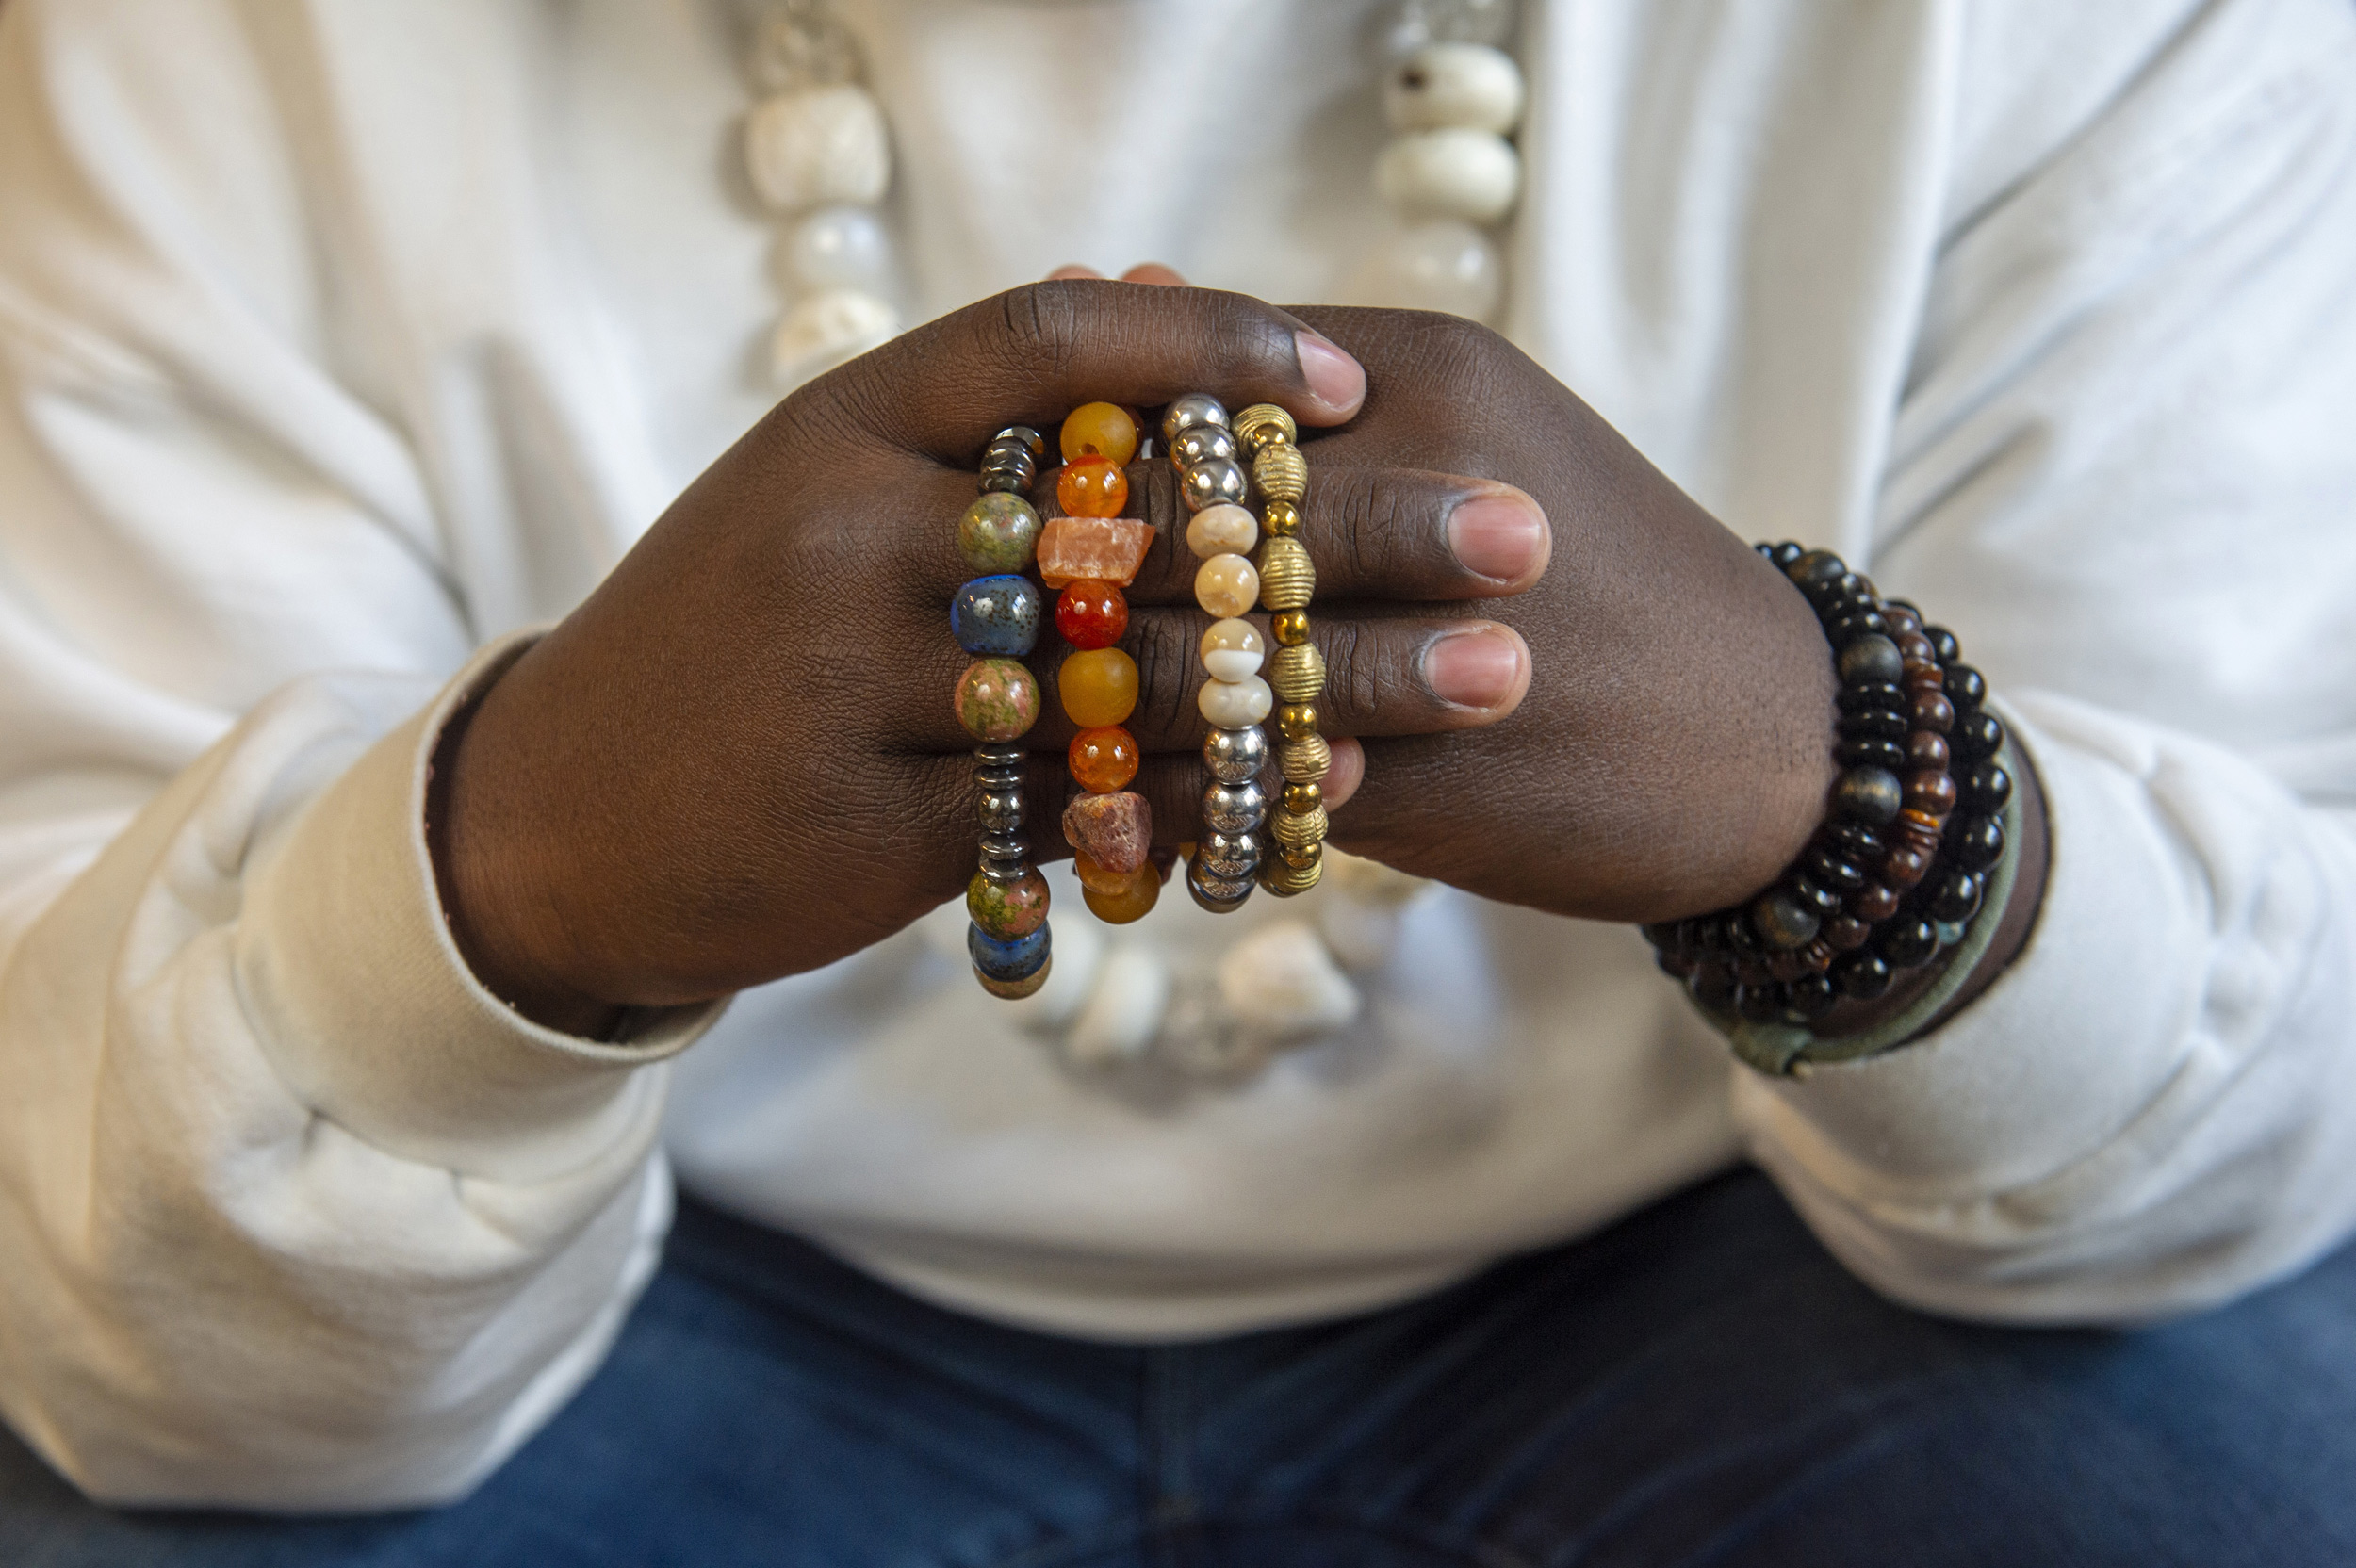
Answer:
[
  {"left": 1644, "top": 542, "right": 2016, "bottom": 1066},
  {"left": 1050, "top": 402, "right": 1162, "bottom": 926},
  {"left": 954, "top": 426, "right": 1052, "bottom": 999},
  {"left": 1235, "top": 403, "right": 1329, "bottom": 897},
  {"left": 1170, "top": 394, "right": 1273, "bottom": 915}
]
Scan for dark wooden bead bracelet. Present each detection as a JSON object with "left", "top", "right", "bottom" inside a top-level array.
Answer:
[{"left": 1644, "top": 544, "right": 2013, "bottom": 1030}]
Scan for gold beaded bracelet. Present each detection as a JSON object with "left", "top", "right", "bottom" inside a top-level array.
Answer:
[{"left": 1233, "top": 404, "right": 1329, "bottom": 896}]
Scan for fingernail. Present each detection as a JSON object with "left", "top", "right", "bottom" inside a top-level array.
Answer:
[
  {"left": 1294, "top": 331, "right": 1366, "bottom": 416},
  {"left": 1422, "top": 628, "right": 1526, "bottom": 710},
  {"left": 1447, "top": 490, "right": 1548, "bottom": 582}
]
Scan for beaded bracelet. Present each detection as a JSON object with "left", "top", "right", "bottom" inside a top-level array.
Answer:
[
  {"left": 1170, "top": 394, "right": 1272, "bottom": 914},
  {"left": 953, "top": 426, "right": 1051, "bottom": 998},
  {"left": 1235, "top": 404, "right": 1328, "bottom": 897},
  {"left": 1050, "top": 402, "right": 1162, "bottom": 926},
  {"left": 1645, "top": 543, "right": 2016, "bottom": 1048}
]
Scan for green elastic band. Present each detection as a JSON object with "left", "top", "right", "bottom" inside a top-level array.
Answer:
[{"left": 1720, "top": 736, "right": 2028, "bottom": 1076}]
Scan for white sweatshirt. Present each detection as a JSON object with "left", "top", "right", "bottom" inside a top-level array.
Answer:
[{"left": 1, "top": 0, "right": 2352, "bottom": 1512}]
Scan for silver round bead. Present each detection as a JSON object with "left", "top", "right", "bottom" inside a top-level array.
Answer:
[
  {"left": 975, "top": 790, "right": 1025, "bottom": 834},
  {"left": 1202, "top": 725, "right": 1269, "bottom": 784},
  {"left": 1195, "top": 829, "right": 1262, "bottom": 879},
  {"left": 1161, "top": 394, "right": 1230, "bottom": 446},
  {"left": 1201, "top": 780, "right": 1268, "bottom": 835},
  {"left": 1186, "top": 862, "right": 1254, "bottom": 913},
  {"left": 1168, "top": 423, "right": 1238, "bottom": 472},
  {"left": 1181, "top": 457, "right": 1249, "bottom": 514}
]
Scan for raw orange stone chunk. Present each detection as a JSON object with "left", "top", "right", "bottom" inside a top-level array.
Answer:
[
  {"left": 1060, "top": 402, "right": 1140, "bottom": 466},
  {"left": 1037, "top": 515, "right": 1154, "bottom": 588},
  {"left": 1056, "top": 456, "right": 1128, "bottom": 517}
]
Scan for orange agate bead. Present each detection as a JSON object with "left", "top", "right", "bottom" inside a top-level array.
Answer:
[
  {"left": 1057, "top": 457, "right": 1128, "bottom": 518},
  {"left": 1060, "top": 402, "right": 1139, "bottom": 467},
  {"left": 1058, "top": 646, "right": 1138, "bottom": 728},
  {"left": 1083, "top": 862, "right": 1161, "bottom": 925},
  {"left": 1069, "top": 726, "right": 1139, "bottom": 792}
]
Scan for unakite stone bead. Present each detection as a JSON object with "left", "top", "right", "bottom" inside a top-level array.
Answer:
[
  {"left": 1059, "top": 646, "right": 1138, "bottom": 727},
  {"left": 955, "top": 658, "right": 1040, "bottom": 742},
  {"left": 952, "top": 575, "right": 1041, "bottom": 657},
  {"left": 958, "top": 493, "right": 1042, "bottom": 573},
  {"left": 967, "top": 867, "right": 1049, "bottom": 939},
  {"left": 968, "top": 921, "right": 1050, "bottom": 981}
]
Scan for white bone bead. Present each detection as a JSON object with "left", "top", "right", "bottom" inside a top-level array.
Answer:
[
  {"left": 1384, "top": 43, "right": 1526, "bottom": 135},
  {"left": 1341, "top": 220, "right": 1503, "bottom": 321},
  {"left": 770, "top": 287, "right": 897, "bottom": 384},
  {"left": 745, "top": 85, "right": 890, "bottom": 213},
  {"left": 1375, "top": 129, "right": 1521, "bottom": 225},
  {"left": 1186, "top": 503, "right": 1258, "bottom": 560}
]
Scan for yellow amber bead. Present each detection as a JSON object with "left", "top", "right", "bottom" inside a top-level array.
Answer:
[
  {"left": 1271, "top": 609, "right": 1312, "bottom": 645},
  {"left": 1060, "top": 402, "right": 1139, "bottom": 466},
  {"left": 1082, "top": 862, "right": 1161, "bottom": 924},
  {"left": 1059, "top": 646, "right": 1138, "bottom": 727},
  {"left": 1263, "top": 499, "right": 1302, "bottom": 537}
]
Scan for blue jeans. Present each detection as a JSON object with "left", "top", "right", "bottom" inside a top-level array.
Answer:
[{"left": 5, "top": 1168, "right": 2353, "bottom": 1566}]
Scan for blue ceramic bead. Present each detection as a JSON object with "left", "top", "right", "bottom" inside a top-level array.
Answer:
[
  {"left": 968, "top": 921, "right": 1050, "bottom": 981},
  {"left": 952, "top": 575, "right": 1042, "bottom": 657}
]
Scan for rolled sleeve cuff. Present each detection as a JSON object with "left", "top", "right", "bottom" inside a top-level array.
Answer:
[{"left": 235, "top": 633, "right": 725, "bottom": 1183}]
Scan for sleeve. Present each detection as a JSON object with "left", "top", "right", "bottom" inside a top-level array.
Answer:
[
  {"left": 1732, "top": 0, "right": 2356, "bottom": 1324},
  {"left": 0, "top": 2, "right": 717, "bottom": 1509}
]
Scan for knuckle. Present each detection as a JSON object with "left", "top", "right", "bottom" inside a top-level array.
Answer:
[
  {"left": 1127, "top": 611, "right": 1202, "bottom": 741},
  {"left": 993, "top": 281, "right": 1087, "bottom": 377}
]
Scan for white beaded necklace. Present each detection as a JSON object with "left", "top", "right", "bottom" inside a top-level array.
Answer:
[{"left": 747, "top": 0, "right": 1520, "bottom": 1079}]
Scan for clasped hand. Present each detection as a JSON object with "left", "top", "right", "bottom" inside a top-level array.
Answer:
[{"left": 432, "top": 280, "right": 1835, "bottom": 1032}]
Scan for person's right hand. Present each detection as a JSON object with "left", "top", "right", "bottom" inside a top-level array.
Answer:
[{"left": 430, "top": 282, "right": 1383, "bottom": 1035}]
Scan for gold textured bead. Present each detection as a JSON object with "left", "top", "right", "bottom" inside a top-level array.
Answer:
[
  {"left": 1280, "top": 840, "right": 1324, "bottom": 871},
  {"left": 1257, "top": 854, "right": 1323, "bottom": 897},
  {"left": 1270, "top": 804, "right": 1330, "bottom": 848},
  {"left": 1269, "top": 642, "right": 1327, "bottom": 704},
  {"left": 1232, "top": 403, "right": 1298, "bottom": 453},
  {"left": 1283, "top": 781, "right": 1323, "bottom": 814},
  {"left": 1279, "top": 735, "right": 1332, "bottom": 783},
  {"left": 1271, "top": 608, "right": 1312, "bottom": 645},
  {"left": 1263, "top": 499, "right": 1302, "bottom": 537},
  {"left": 1252, "top": 442, "right": 1307, "bottom": 504},
  {"left": 1276, "top": 703, "right": 1319, "bottom": 741},
  {"left": 1257, "top": 536, "right": 1316, "bottom": 611}
]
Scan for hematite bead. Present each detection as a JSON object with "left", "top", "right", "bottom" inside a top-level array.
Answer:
[
  {"left": 1840, "top": 681, "right": 1908, "bottom": 714},
  {"left": 1953, "top": 711, "right": 2005, "bottom": 760},
  {"left": 1837, "top": 634, "right": 1905, "bottom": 688},
  {"left": 992, "top": 426, "right": 1047, "bottom": 460},
  {"left": 1926, "top": 869, "right": 1984, "bottom": 924},
  {"left": 1752, "top": 887, "right": 1821, "bottom": 951},
  {"left": 1805, "top": 848, "right": 1867, "bottom": 891},
  {"left": 1841, "top": 708, "right": 1908, "bottom": 742},
  {"left": 1837, "top": 738, "right": 1906, "bottom": 771},
  {"left": 1849, "top": 881, "right": 1901, "bottom": 922},
  {"left": 1959, "top": 758, "right": 2013, "bottom": 815},
  {"left": 1202, "top": 780, "right": 1268, "bottom": 834},
  {"left": 1943, "top": 663, "right": 1987, "bottom": 710},
  {"left": 975, "top": 790, "right": 1024, "bottom": 834},
  {"left": 1766, "top": 541, "right": 1806, "bottom": 567},
  {"left": 1874, "top": 916, "right": 1939, "bottom": 969},
  {"left": 1923, "top": 625, "right": 1961, "bottom": 662},
  {"left": 1196, "top": 829, "right": 1262, "bottom": 879},
  {"left": 1950, "top": 814, "right": 2005, "bottom": 873},
  {"left": 1834, "top": 767, "right": 1904, "bottom": 825},
  {"left": 1791, "top": 875, "right": 1843, "bottom": 917},
  {"left": 1833, "top": 950, "right": 1894, "bottom": 999},
  {"left": 1736, "top": 983, "right": 1788, "bottom": 1023},
  {"left": 979, "top": 471, "right": 1028, "bottom": 494},
  {"left": 968, "top": 922, "right": 1050, "bottom": 982},
  {"left": 1203, "top": 725, "right": 1270, "bottom": 784},
  {"left": 1786, "top": 973, "right": 1839, "bottom": 1021}
]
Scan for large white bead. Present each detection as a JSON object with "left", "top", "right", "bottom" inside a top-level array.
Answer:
[
  {"left": 778, "top": 204, "right": 892, "bottom": 292},
  {"left": 1218, "top": 922, "right": 1362, "bottom": 1042},
  {"left": 745, "top": 85, "right": 890, "bottom": 213},
  {"left": 1198, "top": 674, "right": 1273, "bottom": 728},
  {"left": 1375, "top": 129, "right": 1521, "bottom": 225},
  {"left": 1341, "top": 220, "right": 1503, "bottom": 321},
  {"left": 1384, "top": 43, "right": 1525, "bottom": 135},
  {"left": 1061, "top": 943, "right": 1170, "bottom": 1067},
  {"left": 771, "top": 287, "right": 897, "bottom": 384}
]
